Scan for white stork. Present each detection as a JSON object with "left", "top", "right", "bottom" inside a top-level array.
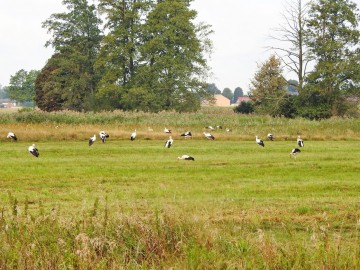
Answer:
[
  {"left": 89, "top": 134, "right": 96, "bottom": 146},
  {"left": 99, "top": 131, "right": 109, "bottom": 143},
  {"left": 290, "top": 148, "right": 301, "bottom": 158},
  {"left": 216, "top": 125, "right": 222, "bottom": 129},
  {"left": 267, "top": 133, "right": 274, "bottom": 141},
  {"left": 177, "top": 155, "right": 195, "bottom": 161},
  {"left": 28, "top": 144, "right": 39, "bottom": 157},
  {"left": 256, "top": 136, "right": 265, "bottom": 147},
  {"left": 7, "top": 132, "right": 17, "bottom": 142},
  {"left": 164, "top": 127, "right": 172, "bottom": 134},
  {"left": 205, "top": 125, "right": 214, "bottom": 130},
  {"left": 130, "top": 129, "right": 137, "bottom": 141},
  {"left": 297, "top": 135, "right": 304, "bottom": 147},
  {"left": 203, "top": 132, "right": 215, "bottom": 140},
  {"left": 181, "top": 131, "right": 192, "bottom": 138},
  {"left": 165, "top": 136, "right": 173, "bottom": 148}
]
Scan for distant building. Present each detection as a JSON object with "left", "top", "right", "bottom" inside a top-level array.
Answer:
[
  {"left": 236, "top": 96, "right": 252, "bottom": 104},
  {"left": 0, "top": 99, "right": 17, "bottom": 108},
  {"left": 202, "top": 94, "right": 231, "bottom": 107}
]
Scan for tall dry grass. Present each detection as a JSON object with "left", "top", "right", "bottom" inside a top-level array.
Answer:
[
  {"left": 0, "top": 107, "right": 360, "bottom": 141},
  {"left": 1, "top": 196, "right": 360, "bottom": 269}
]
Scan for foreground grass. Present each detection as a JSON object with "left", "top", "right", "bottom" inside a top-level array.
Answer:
[{"left": 1, "top": 137, "right": 360, "bottom": 268}]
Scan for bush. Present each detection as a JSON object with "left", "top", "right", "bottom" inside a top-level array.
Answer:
[{"left": 233, "top": 101, "right": 254, "bottom": 114}]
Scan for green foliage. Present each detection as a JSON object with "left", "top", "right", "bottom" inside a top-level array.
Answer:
[
  {"left": 233, "top": 86, "right": 244, "bottom": 103},
  {"left": 95, "top": 0, "right": 150, "bottom": 108},
  {"left": 206, "top": 83, "right": 221, "bottom": 94},
  {"left": 94, "top": 0, "right": 212, "bottom": 112},
  {"left": 133, "top": 0, "right": 211, "bottom": 112},
  {"left": 40, "top": 0, "right": 103, "bottom": 111},
  {"left": 8, "top": 69, "right": 39, "bottom": 104},
  {"left": 0, "top": 85, "right": 9, "bottom": 99},
  {"left": 249, "top": 55, "right": 288, "bottom": 116},
  {"left": 120, "top": 87, "right": 157, "bottom": 112},
  {"left": 295, "top": 90, "right": 333, "bottom": 120},
  {"left": 305, "top": 0, "right": 360, "bottom": 116},
  {"left": 35, "top": 55, "right": 65, "bottom": 112},
  {"left": 222, "top": 87, "right": 233, "bottom": 101},
  {"left": 233, "top": 101, "right": 254, "bottom": 114}
]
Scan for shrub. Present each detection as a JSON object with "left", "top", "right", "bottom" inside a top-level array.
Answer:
[{"left": 233, "top": 101, "right": 254, "bottom": 114}]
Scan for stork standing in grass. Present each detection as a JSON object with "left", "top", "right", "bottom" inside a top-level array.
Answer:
[
  {"left": 165, "top": 136, "right": 173, "bottom": 148},
  {"left": 267, "top": 133, "right": 274, "bottom": 141},
  {"left": 7, "top": 132, "right": 17, "bottom": 142},
  {"left": 89, "top": 134, "right": 96, "bottom": 146},
  {"left": 177, "top": 155, "right": 195, "bottom": 161},
  {"left": 256, "top": 136, "right": 265, "bottom": 147},
  {"left": 28, "top": 144, "right": 39, "bottom": 157},
  {"left": 130, "top": 129, "right": 137, "bottom": 141},
  {"left": 181, "top": 131, "right": 192, "bottom": 138},
  {"left": 99, "top": 131, "right": 109, "bottom": 143},
  {"left": 203, "top": 131, "right": 215, "bottom": 140},
  {"left": 164, "top": 127, "right": 172, "bottom": 134},
  {"left": 290, "top": 148, "right": 301, "bottom": 158},
  {"left": 297, "top": 135, "right": 304, "bottom": 147}
]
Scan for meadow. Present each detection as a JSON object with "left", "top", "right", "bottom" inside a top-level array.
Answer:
[{"left": 1, "top": 108, "right": 360, "bottom": 269}]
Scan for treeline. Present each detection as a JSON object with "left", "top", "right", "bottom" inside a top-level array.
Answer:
[
  {"left": 32, "top": 0, "right": 212, "bottom": 113},
  {"left": 235, "top": 0, "right": 360, "bottom": 119},
  {"left": 4, "top": 0, "right": 359, "bottom": 119}
]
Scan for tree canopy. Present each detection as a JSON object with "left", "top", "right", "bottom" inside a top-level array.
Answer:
[
  {"left": 8, "top": 69, "right": 39, "bottom": 104},
  {"left": 249, "top": 55, "right": 288, "bottom": 116},
  {"left": 304, "top": 0, "right": 360, "bottom": 116},
  {"left": 39, "top": 0, "right": 103, "bottom": 111},
  {"left": 36, "top": 0, "right": 213, "bottom": 112}
]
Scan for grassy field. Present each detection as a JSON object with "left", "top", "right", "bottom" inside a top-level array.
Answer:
[{"left": 1, "top": 108, "right": 360, "bottom": 268}]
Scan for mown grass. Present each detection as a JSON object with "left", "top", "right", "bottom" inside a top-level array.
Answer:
[{"left": 1, "top": 129, "right": 360, "bottom": 269}]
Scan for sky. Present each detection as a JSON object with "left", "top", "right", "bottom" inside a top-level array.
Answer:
[{"left": 0, "top": 0, "right": 294, "bottom": 94}]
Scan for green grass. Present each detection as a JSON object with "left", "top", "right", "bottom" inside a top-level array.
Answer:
[{"left": 1, "top": 136, "right": 360, "bottom": 268}]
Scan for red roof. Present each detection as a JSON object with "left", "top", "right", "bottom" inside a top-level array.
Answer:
[{"left": 237, "top": 96, "right": 251, "bottom": 103}]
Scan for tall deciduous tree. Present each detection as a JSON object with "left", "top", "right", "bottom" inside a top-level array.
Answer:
[
  {"left": 8, "top": 69, "right": 39, "bottom": 104},
  {"left": 206, "top": 83, "right": 221, "bottom": 94},
  {"left": 135, "top": 0, "right": 213, "bottom": 112},
  {"left": 95, "top": 0, "right": 150, "bottom": 108},
  {"left": 233, "top": 86, "right": 244, "bottom": 103},
  {"left": 41, "top": 0, "right": 102, "bottom": 111},
  {"left": 35, "top": 55, "right": 65, "bottom": 111},
  {"left": 249, "top": 55, "right": 288, "bottom": 116},
  {"left": 269, "top": 0, "right": 311, "bottom": 93},
  {"left": 222, "top": 88, "right": 233, "bottom": 102},
  {"left": 305, "top": 0, "right": 360, "bottom": 116}
]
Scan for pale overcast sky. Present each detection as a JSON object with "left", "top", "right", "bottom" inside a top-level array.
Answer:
[{"left": 0, "top": 0, "right": 295, "bottom": 94}]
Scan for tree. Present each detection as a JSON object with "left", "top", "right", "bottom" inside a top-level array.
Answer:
[
  {"left": 206, "top": 83, "right": 221, "bottom": 94},
  {"left": 269, "top": 0, "right": 311, "bottom": 93},
  {"left": 95, "top": 0, "right": 150, "bottom": 109},
  {"left": 134, "top": 0, "right": 213, "bottom": 112},
  {"left": 249, "top": 55, "right": 288, "bottom": 116},
  {"left": 222, "top": 87, "right": 233, "bottom": 101},
  {"left": 0, "top": 85, "right": 9, "bottom": 99},
  {"left": 7, "top": 69, "right": 39, "bottom": 105},
  {"left": 35, "top": 55, "right": 65, "bottom": 111},
  {"left": 233, "top": 86, "right": 243, "bottom": 103},
  {"left": 305, "top": 0, "right": 360, "bottom": 116},
  {"left": 41, "top": 0, "right": 102, "bottom": 111}
]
